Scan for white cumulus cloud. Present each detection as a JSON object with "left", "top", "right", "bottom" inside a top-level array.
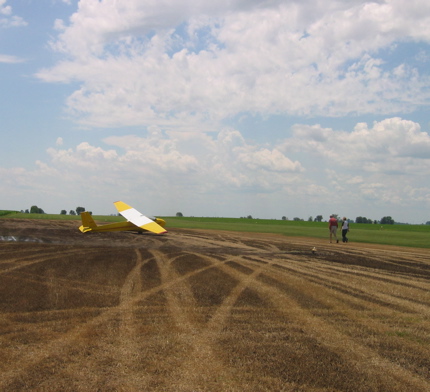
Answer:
[
  {"left": 35, "top": 0, "right": 430, "bottom": 129},
  {"left": 0, "top": 0, "right": 26, "bottom": 28}
]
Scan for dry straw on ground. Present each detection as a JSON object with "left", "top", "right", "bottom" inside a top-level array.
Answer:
[{"left": 0, "top": 219, "right": 429, "bottom": 391}]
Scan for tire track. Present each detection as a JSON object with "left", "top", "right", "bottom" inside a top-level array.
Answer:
[
  {"left": 3, "top": 272, "right": 119, "bottom": 297},
  {"left": 150, "top": 250, "right": 246, "bottom": 390},
  {"left": 248, "top": 254, "right": 430, "bottom": 353},
  {"left": 241, "top": 252, "right": 430, "bottom": 314},
  {"left": 297, "top": 260, "right": 429, "bottom": 314},
  {"left": 160, "top": 250, "right": 301, "bottom": 391},
  {"left": 111, "top": 248, "right": 150, "bottom": 390},
  {"left": 258, "top": 280, "right": 429, "bottom": 390},
  {"left": 257, "top": 260, "right": 430, "bottom": 344},
  {"left": 160, "top": 248, "right": 430, "bottom": 391},
  {"left": 152, "top": 249, "right": 199, "bottom": 329},
  {"left": 0, "top": 248, "right": 226, "bottom": 390},
  {"left": 0, "top": 249, "right": 88, "bottom": 275},
  {"left": 222, "top": 255, "right": 430, "bottom": 390}
]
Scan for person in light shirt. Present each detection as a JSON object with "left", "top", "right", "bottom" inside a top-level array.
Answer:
[{"left": 341, "top": 217, "right": 350, "bottom": 243}]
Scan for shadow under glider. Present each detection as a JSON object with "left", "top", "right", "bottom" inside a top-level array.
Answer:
[{"left": 79, "top": 201, "right": 167, "bottom": 234}]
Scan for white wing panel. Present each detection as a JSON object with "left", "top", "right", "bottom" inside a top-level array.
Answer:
[
  {"left": 120, "top": 207, "right": 154, "bottom": 227},
  {"left": 114, "top": 201, "right": 167, "bottom": 234}
]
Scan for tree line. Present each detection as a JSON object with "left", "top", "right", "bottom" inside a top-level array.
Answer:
[
  {"left": 282, "top": 215, "right": 396, "bottom": 224},
  {"left": 23, "top": 206, "right": 91, "bottom": 216}
]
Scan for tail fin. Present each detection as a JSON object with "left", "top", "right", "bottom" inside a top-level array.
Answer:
[
  {"left": 154, "top": 218, "right": 166, "bottom": 228},
  {"left": 79, "top": 211, "right": 97, "bottom": 233}
]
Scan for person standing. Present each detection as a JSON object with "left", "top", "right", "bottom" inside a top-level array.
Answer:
[
  {"left": 328, "top": 215, "right": 339, "bottom": 243},
  {"left": 341, "top": 217, "right": 349, "bottom": 243}
]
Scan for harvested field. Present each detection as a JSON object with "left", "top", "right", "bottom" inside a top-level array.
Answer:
[{"left": 0, "top": 218, "right": 429, "bottom": 391}]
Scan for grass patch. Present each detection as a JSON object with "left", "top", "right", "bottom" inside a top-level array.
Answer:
[
  {"left": 0, "top": 210, "right": 19, "bottom": 216},
  {"left": 161, "top": 217, "right": 430, "bottom": 249}
]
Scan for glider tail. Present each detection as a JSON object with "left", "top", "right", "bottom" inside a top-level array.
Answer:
[{"left": 79, "top": 211, "right": 97, "bottom": 233}]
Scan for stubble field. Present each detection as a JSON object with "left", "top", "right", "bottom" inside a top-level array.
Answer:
[{"left": 0, "top": 218, "right": 429, "bottom": 391}]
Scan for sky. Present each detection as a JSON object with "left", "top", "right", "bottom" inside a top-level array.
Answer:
[{"left": 1, "top": 0, "right": 430, "bottom": 223}]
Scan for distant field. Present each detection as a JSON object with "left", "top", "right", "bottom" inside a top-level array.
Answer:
[
  {"left": 1, "top": 211, "right": 429, "bottom": 248},
  {"left": 163, "top": 217, "right": 430, "bottom": 249},
  {"left": 0, "top": 210, "right": 19, "bottom": 217}
]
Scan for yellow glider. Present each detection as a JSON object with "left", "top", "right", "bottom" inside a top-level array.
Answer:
[{"left": 79, "top": 201, "right": 167, "bottom": 234}]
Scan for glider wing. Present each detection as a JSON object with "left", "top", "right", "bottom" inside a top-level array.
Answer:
[{"left": 114, "top": 201, "right": 167, "bottom": 234}]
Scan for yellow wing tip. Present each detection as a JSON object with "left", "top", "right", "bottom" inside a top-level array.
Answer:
[
  {"left": 141, "top": 221, "right": 167, "bottom": 234},
  {"left": 114, "top": 201, "right": 131, "bottom": 212}
]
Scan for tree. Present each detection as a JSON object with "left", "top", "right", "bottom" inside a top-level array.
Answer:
[
  {"left": 176, "top": 212, "right": 183, "bottom": 217},
  {"left": 76, "top": 207, "right": 85, "bottom": 215},
  {"left": 380, "top": 216, "right": 394, "bottom": 225},
  {"left": 281, "top": 216, "right": 287, "bottom": 221},
  {"left": 356, "top": 216, "right": 372, "bottom": 224},
  {"left": 30, "top": 205, "right": 44, "bottom": 214},
  {"left": 356, "top": 216, "right": 373, "bottom": 224},
  {"left": 308, "top": 216, "right": 313, "bottom": 222},
  {"left": 69, "top": 210, "right": 76, "bottom": 215},
  {"left": 247, "top": 215, "right": 253, "bottom": 219},
  {"left": 314, "top": 215, "right": 323, "bottom": 222},
  {"left": 60, "top": 210, "right": 67, "bottom": 215}
]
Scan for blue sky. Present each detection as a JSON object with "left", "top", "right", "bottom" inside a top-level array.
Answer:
[{"left": 1, "top": 0, "right": 430, "bottom": 223}]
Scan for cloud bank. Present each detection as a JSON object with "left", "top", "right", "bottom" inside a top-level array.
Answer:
[{"left": 3, "top": 117, "right": 430, "bottom": 221}]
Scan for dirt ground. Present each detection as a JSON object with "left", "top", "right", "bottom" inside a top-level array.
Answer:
[{"left": 0, "top": 218, "right": 429, "bottom": 391}]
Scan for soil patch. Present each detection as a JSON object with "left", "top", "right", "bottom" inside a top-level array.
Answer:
[{"left": 0, "top": 219, "right": 429, "bottom": 391}]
